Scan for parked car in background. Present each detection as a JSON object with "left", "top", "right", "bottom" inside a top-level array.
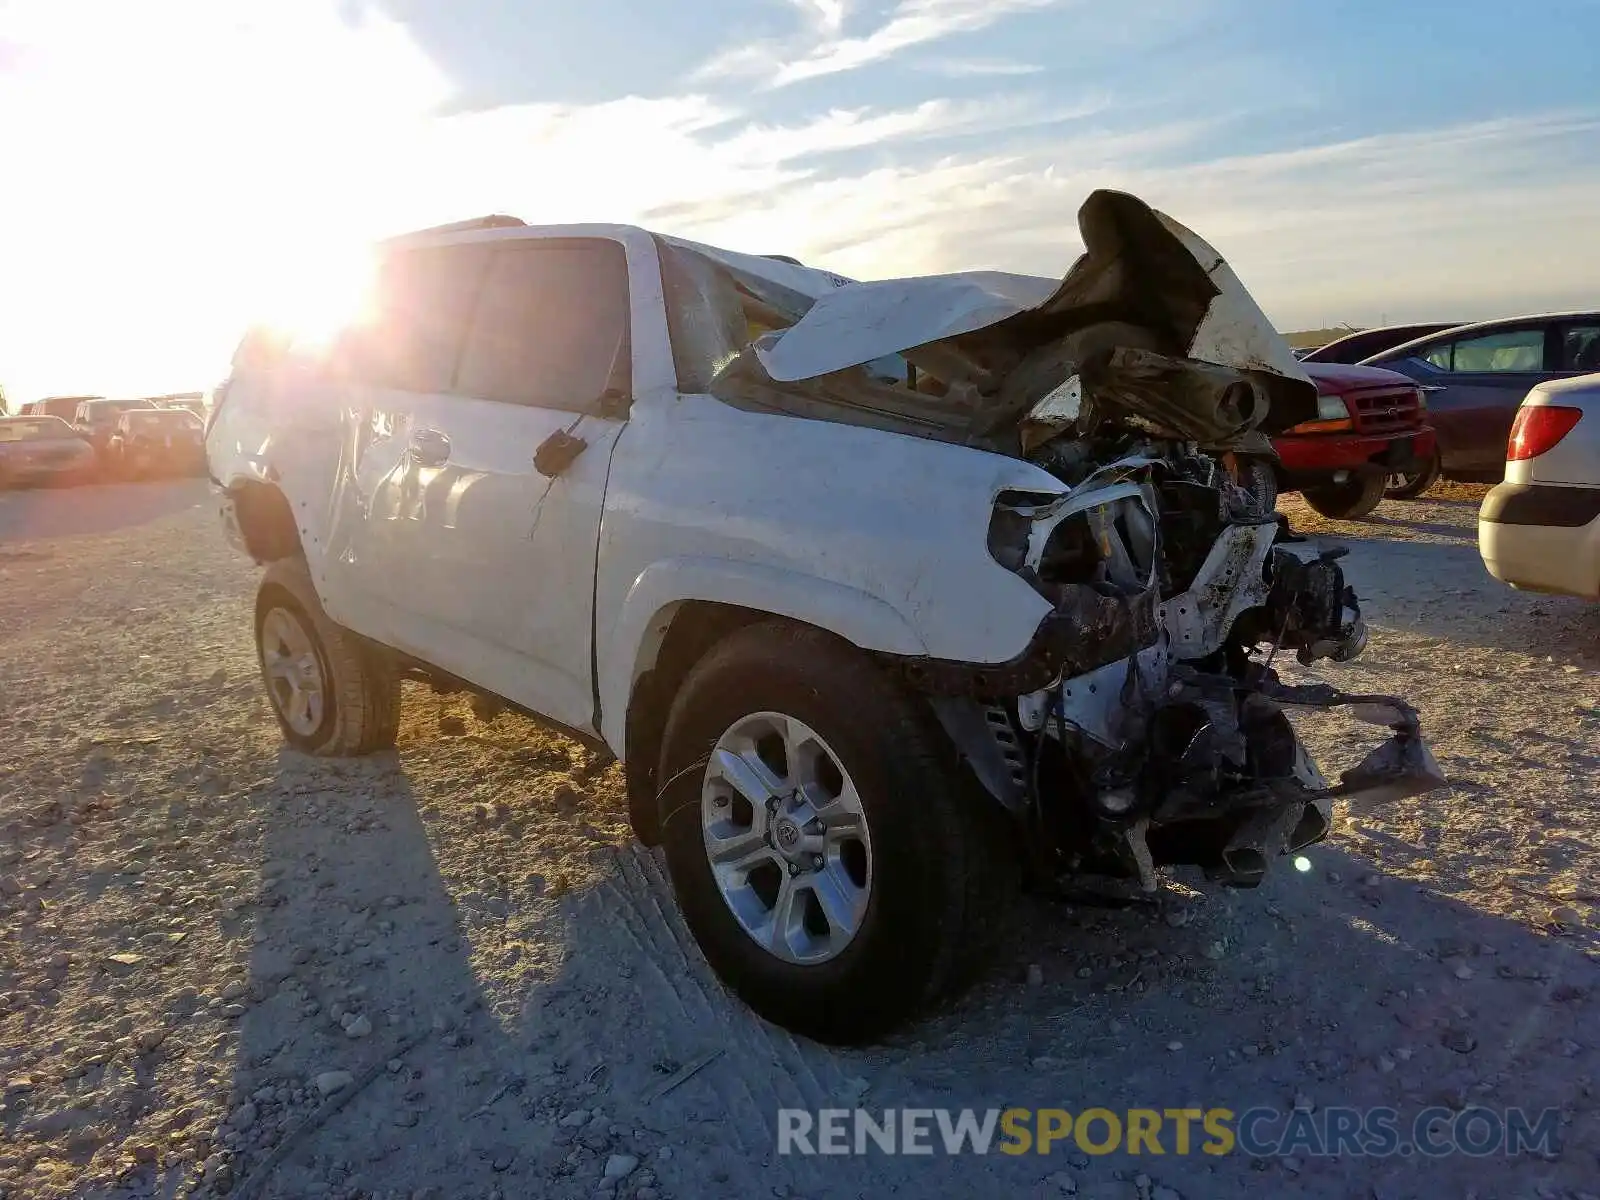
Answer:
[
  {"left": 1301, "top": 322, "right": 1462, "bottom": 367},
  {"left": 1361, "top": 312, "right": 1600, "bottom": 485},
  {"left": 106, "top": 408, "right": 206, "bottom": 478},
  {"left": 148, "top": 392, "right": 209, "bottom": 417},
  {"left": 1479, "top": 374, "right": 1600, "bottom": 600},
  {"left": 1253, "top": 360, "right": 1436, "bottom": 518},
  {"left": 72, "top": 397, "right": 158, "bottom": 461},
  {"left": 24, "top": 394, "right": 102, "bottom": 421},
  {"left": 0, "top": 415, "right": 96, "bottom": 487}
]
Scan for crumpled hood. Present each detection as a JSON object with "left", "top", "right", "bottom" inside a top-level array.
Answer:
[{"left": 736, "top": 190, "right": 1319, "bottom": 439}]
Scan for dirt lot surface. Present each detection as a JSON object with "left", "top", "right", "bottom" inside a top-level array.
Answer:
[{"left": 1, "top": 479, "right": 1597, "bottom": 1200}]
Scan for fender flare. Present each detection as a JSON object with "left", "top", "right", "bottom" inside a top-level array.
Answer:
[{"left": 597, "top": 555, "right": 928, "bottom": 753}]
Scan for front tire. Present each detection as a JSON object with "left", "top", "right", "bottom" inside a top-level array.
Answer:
[
  {"left": 657, "top": 622, "right": 1011, "bottom": 1044},
  {"left": 1384, "top": 453, "right": 1441, "bottom": 500},
  {"left": 1232, "top": 455, "right": 1279, "bottom": 514},
  {"left": 254, "top": 559, "right": 400, "bottom": 755},
  {"left": 1302, "top": 472, "right": 1386, "bottom": 520}
]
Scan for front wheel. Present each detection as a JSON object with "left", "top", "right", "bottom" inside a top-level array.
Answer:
[
  {"left": 657, "top": 622, "right": 1012, "bottom": 1044},
  {"left": 1302, "top": 472, "right": 1386, "bottom": 520},
  {"left": 1231, "top": 455, "right": 1279, "bottom": 514},
  {"left": 1384, "top": 453, "right": 1441, "bottom": 500},
  {"left": 254, "top": 559, "right": 400, "bottom": 755}
]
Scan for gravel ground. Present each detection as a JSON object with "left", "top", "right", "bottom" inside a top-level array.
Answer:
[{"left": 1, "top": 478, "right": 1596, "bottom": 1200}]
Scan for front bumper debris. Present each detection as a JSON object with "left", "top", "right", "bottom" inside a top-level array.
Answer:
[{"left": 912, "top": 455, "right": 1444, "bottom": 892}]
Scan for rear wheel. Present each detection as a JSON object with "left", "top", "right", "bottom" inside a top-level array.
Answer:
[
  {"left": 657, "top": 622, "right": 1012, "bottom": 1044},
  {"left": 1384, "top": 452, "right": 1441, "bottom": 500},
  {"left": 254, "top": 559, "right": 400, "bottom": 755},
  {"left": 1302, "top": 472, "right": 1386, "bottom": 520}
]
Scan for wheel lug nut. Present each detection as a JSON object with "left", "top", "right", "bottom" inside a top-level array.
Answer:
[
  {"left": 811, "top": 854, "right": 824, "bottom": 870},
  {"left": 787, "top": 862, "right": 800, "bottom": 876}
]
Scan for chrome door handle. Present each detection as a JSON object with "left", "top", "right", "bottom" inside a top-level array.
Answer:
[{"left": 408, "top": 428, "right": 451, "bottom": 468}]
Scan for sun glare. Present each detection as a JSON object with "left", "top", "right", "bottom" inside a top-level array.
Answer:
[{"left": 255, "top": 244, "right": 380, "bottom": 352}]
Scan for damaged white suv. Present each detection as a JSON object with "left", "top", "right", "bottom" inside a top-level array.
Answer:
[{"left": 207, "top": 192, "right": 1442, "bottom": 1043}]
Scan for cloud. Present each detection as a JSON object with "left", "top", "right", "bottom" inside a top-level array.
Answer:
[
  {"left": 645, "top": 111, "right": 1600, "bottom": 330},
  {"left": 786, "top": 0, "right": 848, "bottom": 34},
  {"left": 695, "top": 0, "right": 1066, "bottom": 88},
  {"left": 917, "top": 56, "right": 1045, "bottom": 77},
  {"left": 1, "top": 0, "right": 1595, "bottom": 401}
]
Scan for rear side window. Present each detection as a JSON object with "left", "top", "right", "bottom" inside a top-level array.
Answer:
[
  {"left": 1559, "top": 323, "right": 1600, "bottom": 372},
  {"left": 454, "top": 240, "right": 630, "bottom": 411},
  {"left": 359, "top": 245, "right": 492, "bottom": 393}
]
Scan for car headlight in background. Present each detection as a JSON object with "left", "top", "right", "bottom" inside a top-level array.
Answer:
[{"left": 1286, "top": 393, "right": 1355, "bottom": 435}]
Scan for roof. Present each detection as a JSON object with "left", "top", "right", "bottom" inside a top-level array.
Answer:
[{"left": 1368, "top": 310, "right": 1600, "bottom": 364}]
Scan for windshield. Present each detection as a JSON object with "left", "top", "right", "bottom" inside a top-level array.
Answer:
[
  {"left": 0, "top": 417, "right": 76, "bottom": 442},
  {"left": 653, "top": 237, "right": 848, "bottom": 392}
]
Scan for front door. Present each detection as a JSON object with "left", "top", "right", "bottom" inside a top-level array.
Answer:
[
  {"left": 1395, "top": 324, "right": 1549, "bottom": 473},
  {"left": 345, "top": 237, "right": 634, "bottom": 734}
]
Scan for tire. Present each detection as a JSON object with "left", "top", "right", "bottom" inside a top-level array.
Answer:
[
  {"left": 1233, "top": 455, "right": 1278, "bottom": 514},
  {"left": 1301, "top": 472, "right": 1386, "bottom": 520},
  {"left": 1384, "top": 453, "right": 1441, "bottom": 500},
  {"left": 656, "top": 621, "right": 1012, "bottom": 1044},
  {"left": 254, "top": 558, "right": 400, "bottom": 755}
]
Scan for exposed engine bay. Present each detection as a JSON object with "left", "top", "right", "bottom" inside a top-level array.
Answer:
[
  {"left": 668, "top": 189, "right": 1446, "bottom": 889},
  {"left": 928, "top": 438, "right": 1443, "bottom": 890}
]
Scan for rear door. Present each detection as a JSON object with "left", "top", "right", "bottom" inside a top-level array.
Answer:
[
  {"left": 350, "top": 236, "right": 633, "bottom": 733},
  {"left": 319, "top": 241, "right": 494, "bottom": 657}
]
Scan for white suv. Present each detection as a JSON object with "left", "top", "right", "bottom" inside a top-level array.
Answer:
[{"left": 207, "top": 191, "right": 1442, "bottom": 1042}]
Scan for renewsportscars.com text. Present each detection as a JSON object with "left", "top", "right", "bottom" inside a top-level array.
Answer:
[{"left": 777, "top": 1106, "right": 1561, "bottom": 1159}]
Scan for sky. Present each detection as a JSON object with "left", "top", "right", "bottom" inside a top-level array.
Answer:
[{"left": 2, "top": 0, "right": 1598, "bottom": 406}]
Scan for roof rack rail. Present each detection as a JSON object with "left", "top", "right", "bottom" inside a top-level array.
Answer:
[{"left": 388, "top": 214, "right": 526, "bottom": 241}]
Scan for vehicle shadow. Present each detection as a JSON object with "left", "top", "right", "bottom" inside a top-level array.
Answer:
[
  {"left": 197, "top": 735, "right": 1598, "bottom": 1200},
  {"left": 207, "top": 743, "right": 577, "bottom": 1200},
  {"left": 0, "top": 479, "right": 208, "bottom": 544},
  {"left": 1352, "top": 512, "right": 1477, "bottom": 542},
  {"left": 899, "top": 844, "right": 1597, "bottom": 1199}
]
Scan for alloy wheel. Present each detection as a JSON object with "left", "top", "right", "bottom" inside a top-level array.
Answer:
[
  {"left": 259, "top": 607, "right": 326, "bottom": 736},
  {"left": 700, "top": 711, "right": 873, "bottom": 965}
]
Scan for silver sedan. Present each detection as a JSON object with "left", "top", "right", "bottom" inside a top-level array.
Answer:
[
  {"left": 1479, "top": 372, "right": 1600, "bottom": 599},
  {"left": 0, "top": 416, "right": 97, "bottom": 487}
]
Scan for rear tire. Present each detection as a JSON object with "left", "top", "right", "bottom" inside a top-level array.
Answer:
[
  {"left": 1384, "top": 453, "right": 1441, "bottom": 500},
  {"left": 656, "top": 621, "right": 1013, "bottom": 1044},
  {"left": 254, "top": 558, "right": 400, "bottom": 755},
  {"left": 1302, "top": 472, "right": 1385, "bottom": 520}
]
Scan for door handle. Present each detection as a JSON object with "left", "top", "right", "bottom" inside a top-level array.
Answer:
[
  {"left": 407, "top": 427, "right": 451, "bottom": 468},
  {"left": 1419, "top": 385, "right": 1447, "bottom": 392}
]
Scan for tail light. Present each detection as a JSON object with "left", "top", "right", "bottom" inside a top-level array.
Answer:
[{"left": 1507, "top": 405, "right": 1582, "bottom": 461}]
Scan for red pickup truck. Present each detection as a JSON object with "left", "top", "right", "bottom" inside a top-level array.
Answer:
[{"left": 1258, "top": 361, "right": 1437, "bottom": 519}]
